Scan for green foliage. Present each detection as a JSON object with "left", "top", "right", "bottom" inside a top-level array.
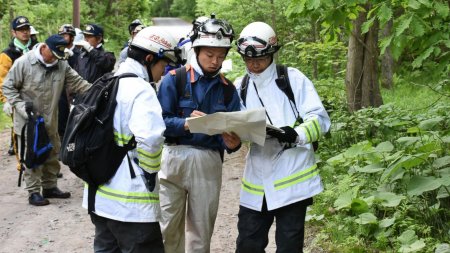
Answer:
[
  {"left": 281, "top": 40, "right": 347, "bottom": 80},
  {"left": 169, "top": 0, "right": 196, "bottom": 20},
  {"left": 313, "top": 101, "right": 450, "bottom": 251},
  {"left": 0, "top": 103, "right": 12, "bottom": 130}
]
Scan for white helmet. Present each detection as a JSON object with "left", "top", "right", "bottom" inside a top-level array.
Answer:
[
  {"left": 30, "top": 26, "right": 39, "bottom": 35},
  {"left": 191, "top": 16, "right": 234, "bottom": 49},
  {"left": 130, "top": 26, "right": 182, "bottom": 65},
  {"left": 237, "top": 22, "right": 280, "bottom": 57}
]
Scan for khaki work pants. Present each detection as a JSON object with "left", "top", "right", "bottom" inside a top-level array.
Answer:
[
  {"left": 159, "top": 145, "right": 222, "bottom": 253},
  {"left": 17, "top": 134, "right": 61, "bottom": 194}
]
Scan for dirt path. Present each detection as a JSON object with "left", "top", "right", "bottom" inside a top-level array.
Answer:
[{"left": 0, "top": 129, "right": 318, "bottom": 252}]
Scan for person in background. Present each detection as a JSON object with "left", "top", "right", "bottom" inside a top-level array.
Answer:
[
  {"left": 234, "top": 22, "right": 331, "bottom": 253},
  {"left": 162, "top": 16, "right": 209, "bottom": 77},
  {"left": 84, "top": 26, "right": 182, "bottom": 253},
  {"left": 2, "top": 34, "right": 91, "bottom": 206},
  {"left": 57, "top": 24, "right": 81, "bottom": 142},
  {"left": 157, "top": 15, "right": 242, "bottom": 253},
  {"left": 0, "top": 16, "right": 38, "bottom": 157},
  {"left": 58, "top": 24, "right": 80, "bottom": 68},
  {"left": 73, "top": 23, "right": 115, "bottom": 83},
  {"left": 123, "top": 19, "right": 144, "bottom": 49},
  {"left": 30, "top": 25, "right": 39, "bottom": 44},
  {"left": 117, "top": 24, "right": 145, "bottom": 66}
]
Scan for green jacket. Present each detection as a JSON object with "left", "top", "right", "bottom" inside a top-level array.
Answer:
[{"left": 2, "top": 45, "right": 91, "bottom": 150}]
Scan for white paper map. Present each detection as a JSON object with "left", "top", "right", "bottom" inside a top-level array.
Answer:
[{"left": 186, "top": 108, "right": 267, "bottom": 146}]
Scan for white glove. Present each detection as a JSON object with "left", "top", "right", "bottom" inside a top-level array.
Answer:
[
  {"left": 2, "top": 102, "right": 12, "bottom": 116},
  {"left": 16, "top": 104, "right": 29, "bottom": 120},
  {"left": 64, "top": 48, "right": 74, "bottom": 59},
  {"left": 74, "top": 41, "right": 93, "bottom": 52}
]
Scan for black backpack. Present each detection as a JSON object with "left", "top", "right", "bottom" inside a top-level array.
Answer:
[
  {"left": 60, "top": 72, "right": 137, "bottom": 213},
  {"left": 17, "top": 102, "right": 53, "bottom": 186},
  {"left": 240, "top": 64, "right": 318, "bottom": 151}
]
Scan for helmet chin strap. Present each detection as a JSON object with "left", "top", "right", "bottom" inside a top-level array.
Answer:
[
  {"left": 144, "top": 54, "right": 161, "bottom": 83},
  {"left": 197, "top": 57, "right": 222, "bottom": 78}
]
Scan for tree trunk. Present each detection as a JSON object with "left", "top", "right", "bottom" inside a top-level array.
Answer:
[
  {"left": 311, "top": 17, "right": 318, "bottom": 80},
  {"left": 381, "top": 19, "right": 394, "bottom": 89},
  {"left": 270, "top": 0, "right": 278, "bottom": 63},
  {"left": 105, "top": 0, "right": 115, "bottom": 16},
  {"left": 345, "top": 4, "right": 383, "bottom": 112}
]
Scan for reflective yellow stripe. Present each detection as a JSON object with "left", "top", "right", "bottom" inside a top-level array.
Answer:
[
  {"left": 311, "top": 119, "right": 321, "bottom": 140},
  {"left": 241, "top": 178, "right": 264, "bottom": 196},
  {"left": 138, "top": 147, "right": 162, "bottom": 159},
  {"left": 114, "top": 132, "right": 133, "bottom": 146},
  {"left": 137, "top": 147, "right": 162, "bottom": 172},
  {"left": 301, "top": 125, "right": 312, "bottom": 142},
  {"left": 274, "top": 164, "right": 319, "bottom": 190},
  {"left": 86, "top": 184, "right": 159, "bottom": 203},
  {"left": 138, "top": 160, "right": 160, "bottom": 172},
  {"left": 300, "top": 118, "right": 321, "bottom": 142}
]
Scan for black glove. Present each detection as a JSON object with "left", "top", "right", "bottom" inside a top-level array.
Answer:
[
  {"left": 274, "top": 126, "right": 298, "bottom": 144},
  {"left": 134, "top": 157, "right": 157, "bottom": 192},
  {"left": 143, "top": 171, "right": 157, "bottom": 192}
]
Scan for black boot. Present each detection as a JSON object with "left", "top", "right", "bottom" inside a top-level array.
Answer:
[
  {"left": 29, "top": 193, "right": 50, "bottom": 206},
  {"left": 42, "top": 187, "right": 71, "bottom": 199}
]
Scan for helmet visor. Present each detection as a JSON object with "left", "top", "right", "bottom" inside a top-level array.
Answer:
[
  {"left": 237, "top": 36, "right": 278, "bottom": 57},
  {"left": 199, "top": 19, "right": 234, "bottom": 36}
]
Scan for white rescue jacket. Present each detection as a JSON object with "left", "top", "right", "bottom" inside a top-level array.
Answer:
[
  {"left": 83, "top": 58, "right": 166, "bottom": 222},
  {"left": 235, "top": 62, "right": 331, "bottom": 211}
]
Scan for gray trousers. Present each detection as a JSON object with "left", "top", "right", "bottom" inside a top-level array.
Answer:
[{"left": 90, "top": 213, "right": 164, "bottom": 253}]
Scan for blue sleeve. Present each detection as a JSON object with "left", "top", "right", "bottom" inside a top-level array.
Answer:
[
  {"left": 157, "top": 74, "right": 189, "bottom": 137},
  {"left": 227, "top": 88, "right": 241, "bottom": 113}
]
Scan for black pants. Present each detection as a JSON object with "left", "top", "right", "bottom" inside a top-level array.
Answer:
[
  {"left": 90, "top": 213, "right": 164, "bottom": 253},
  {"left": 236, "top": 197, "right": 313, "bottom": 253}
]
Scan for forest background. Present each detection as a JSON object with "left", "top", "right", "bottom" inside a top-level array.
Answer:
[{"left": 0, "top": 0, "right": 449, "bottom": 252}]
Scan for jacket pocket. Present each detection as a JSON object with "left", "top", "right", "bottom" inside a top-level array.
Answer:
[{"left": 178, "top": 99, "right": 196, "bottom": 117}]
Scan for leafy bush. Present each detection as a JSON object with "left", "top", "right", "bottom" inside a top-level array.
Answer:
[{"left": 312, "top": 102, "right": 450, "bottom": 252}]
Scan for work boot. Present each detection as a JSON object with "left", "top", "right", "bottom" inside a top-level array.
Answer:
[
  {"left": 7, "top": 144, "right": 15, "bottom": 156},
  {"left": 29, "top": 193, "right": 50, "bottom": 206},
  {"left": 42, "top": 187, "right": 71, "bottom": 199}
]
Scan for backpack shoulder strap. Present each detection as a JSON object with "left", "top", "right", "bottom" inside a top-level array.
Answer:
[
  {"left": 275, "top": 64, "right": 295, "bottom": 106},
  {"left": 175, "top": 66, "right": 187, "bottom": 100},
  {"left": 116, "top": 73, "right": 138, "bottom": 79},
  {"left": 220, "top": 75, "right": 236, "bottom": 106},
  {"left": 240, "top": 74, "right": 250, "bottom": 107}
]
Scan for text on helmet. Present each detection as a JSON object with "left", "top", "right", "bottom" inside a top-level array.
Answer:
[{"left": 148, "top": 35, "right": 173, "bottom": 49}]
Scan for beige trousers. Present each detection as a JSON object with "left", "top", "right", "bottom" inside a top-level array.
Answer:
[
  {"left": 17, "top": 134, "right": 61, "bottom": 194},
  {"left": 159, "top": 145, "right": 222, "bottom": 253}
]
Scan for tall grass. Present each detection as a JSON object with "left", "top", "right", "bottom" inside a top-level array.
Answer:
[{"left": 381, "top": 78, "right": 450, "bottom": 114}]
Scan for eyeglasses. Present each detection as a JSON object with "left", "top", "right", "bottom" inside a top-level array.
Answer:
[
  {"left": 15, "top": 27, "right": 30, "bottom": 33},
  {"left": 242, "top": 55, "right": 271, "bottom": 64}
]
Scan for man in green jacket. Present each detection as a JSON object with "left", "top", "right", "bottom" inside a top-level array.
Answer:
[{"left": 2, "top": 34, "right": 91, "bottom": 206}]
